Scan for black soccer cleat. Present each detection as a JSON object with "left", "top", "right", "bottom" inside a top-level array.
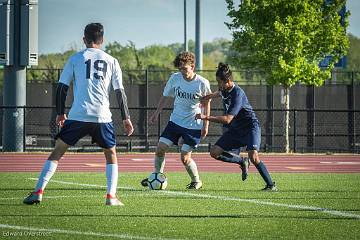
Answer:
[
  {"left": 23, "top": 191, "right": 42, "bottom": 205},
  {"left": 262, "top": 182, "right": 278, "bottom": 191},
  {"left": 186, "top": 181, "right": 203, "bottom": 190}
]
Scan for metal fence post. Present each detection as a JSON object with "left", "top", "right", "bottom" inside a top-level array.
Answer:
[
  {"left": 348, "top": 74, "right": 355, "bottom": 152},
  {"left": 157, "top": 112, "right": 161, "bottom": 139},
  {"left": 57, "top": 69, "right": 61, "bottom": 81},
  {"left": 145, "top": 69, "right": 149, "bottom": 151},
  {"left": 293, "top": 110, "right": 297, "bottom": 153},
  {"left": 265, "top": 85, "right": 274, "bottom": 152},
  {"left": 23, "top": 106, "right": 26, "bottom": 151},
  {"left": 306, "top": 85, "right": 315, "bottom": 152}
]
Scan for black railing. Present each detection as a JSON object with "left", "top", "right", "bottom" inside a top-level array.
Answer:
[
  {"left": 13, "top": 68, "right": 360, "bottom": 85},
  {"left": 0, "top": 106, "right": 359, "bottom": 153}
]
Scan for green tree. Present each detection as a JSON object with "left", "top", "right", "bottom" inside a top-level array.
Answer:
[
  {"left": 226, "top": 0, "right": 349, "bottom": 152},
  {"left": 347, "top": 34, "right": 360, "bottom": 71}
]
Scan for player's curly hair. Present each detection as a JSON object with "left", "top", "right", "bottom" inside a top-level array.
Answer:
[
  {"left": 84, "top": 23, "right": 104, "bottom": 45},
  {"left": 173, "top": 51, "right": 195, "bottom": 68},
  {"left": 216, "top": 62, "right": 233, "bottom": 82}
]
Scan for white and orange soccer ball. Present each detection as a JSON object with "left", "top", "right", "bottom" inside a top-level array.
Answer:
[{"left": 148, "top": 172, "right": 168, "bottom": 190}]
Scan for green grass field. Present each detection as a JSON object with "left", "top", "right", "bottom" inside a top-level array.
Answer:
[{"left": 0, "top": 172, "right": 359, "bottom": 239}]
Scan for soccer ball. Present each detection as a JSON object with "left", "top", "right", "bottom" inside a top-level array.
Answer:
[{"left": 148, "top": 172, "right": 168, "bottom": 190}]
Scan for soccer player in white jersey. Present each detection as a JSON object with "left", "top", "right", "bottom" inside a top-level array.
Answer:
[
  {"left": 141, "top": 51, "right": 212, "bottom": 189},
  {"left": 23, "top": 23, "right": 134, "bottom": 206}
]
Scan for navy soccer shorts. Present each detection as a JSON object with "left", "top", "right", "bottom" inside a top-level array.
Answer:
[
  {"left": 160, "top": 121, "right": 201, "bottom": 149},
  {"left": 55, "top": 120, "right": 116, "bottom": 149},
  {"left": 215, "top": 122, "right": 261, "bottom": 151}
]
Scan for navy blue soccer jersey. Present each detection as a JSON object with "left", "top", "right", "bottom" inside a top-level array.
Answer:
[{"left": 220, "top": 84, "right": 259, "bottom": 131}]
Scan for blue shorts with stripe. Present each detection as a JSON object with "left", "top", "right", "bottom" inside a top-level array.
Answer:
[
  {"left": 215, "top": 122, "right": 261, "bottom": 151},
  {"left": 161, "top": 121, "right": 201, "bottom": 148},
  {"left": 55, "top": 120, "right": 116, "bottom": 149}
]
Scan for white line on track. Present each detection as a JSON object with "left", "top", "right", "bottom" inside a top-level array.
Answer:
[
  {"left": 130, "top": 158, "right": 177, "bottom": 162},
  {"left": 320, "top": 161, "right": 360, "bottom": 165},
  {"left": 26, "top": 178, "right": 360, "bottom": 220},
  {"left": 0, "top": 224, "right": 182, "bottom": 240}
]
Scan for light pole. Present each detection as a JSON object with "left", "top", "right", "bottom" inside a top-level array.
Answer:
[
  {"left": 195, "top": 0, "right": 202, "bottom": 70},
  {"left": 184, "top": 0, "right": 188, "bottom": 51}
]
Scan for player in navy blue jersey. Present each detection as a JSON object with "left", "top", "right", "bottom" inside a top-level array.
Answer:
[{"left": 196, "top": 63, "right": 277, "bottom": 191}]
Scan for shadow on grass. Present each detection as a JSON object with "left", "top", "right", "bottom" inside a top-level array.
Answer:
[
  {"left": 202, "top": 189, "right": 360, "bottom": 193},
  {"left": 0, "top": 188, "right": 105, "bottom": 191},
  {"left": 0, "top": 213, "right": 358, "bottom": 221},
  {"left": 0, "top": 188, "right": 146, "bottom": 192}
]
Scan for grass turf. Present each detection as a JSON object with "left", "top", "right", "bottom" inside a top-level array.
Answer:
[{"left": 0, "top": 172, "right": 359, "bottom": 239}]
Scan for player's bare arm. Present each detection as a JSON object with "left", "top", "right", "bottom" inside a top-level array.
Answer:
[
  {"left": 123, "top": 119, "right": 134, "bottom": 136},
  {"left": 56, "top": 114, "right": 67, "bottom": 127},
  {"left": 149, "top": 96, "right": 170, "bottom": 124},
  {"left": 200, "top": 98, "right": 211, "bottom": 138},
  {"left": 200, "top": 91, "right": 220, "bottom": 104},
  {"left": 195, "top": 113, "right": 234, "bottom": 125}
]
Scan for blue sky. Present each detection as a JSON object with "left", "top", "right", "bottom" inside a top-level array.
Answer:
[{"left": 39, "top": 0, "right": 360, "bottom": 54}]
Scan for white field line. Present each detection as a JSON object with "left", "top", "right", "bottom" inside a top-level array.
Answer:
[
  {"left": 28, "top": 178, "right": 136, "bottom": 190},
  {"left": 161, "top": 191, "right": 360, "bottom": 219},
  {"left": 27, "top": 178, "right": 360, "bottom": 220},
  {"left": 0, "top": 195, "right": 99, "bottom": 200},
  {"left": 0, "top": 224, "right": 183, "bottom": 240}
]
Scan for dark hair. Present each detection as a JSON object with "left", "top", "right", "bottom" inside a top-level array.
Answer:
[
  {"left": 216, "top": 62, "right": 233, "bottom": 82},
  {"left": 173, "top": 51, "right": 195, "bottom": 67},
  {"left": 84, "top": 23, "right": 104, "bottom": 44}
]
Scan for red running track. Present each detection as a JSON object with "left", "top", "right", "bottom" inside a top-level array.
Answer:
[{"left": 0, "top": 153, "right": 359, "bottom": 173}]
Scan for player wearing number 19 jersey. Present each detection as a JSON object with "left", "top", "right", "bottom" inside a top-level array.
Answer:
[
  {"left": 60, "top": 48, "right": 123, "bottom": 123},
  {"left": 23, "top": 23, "right": 134, "bottom": 206}
]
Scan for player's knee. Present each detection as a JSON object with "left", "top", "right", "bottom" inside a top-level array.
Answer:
[
  {"left": 104, "top": 147, "right": 116, "bottom": 156},
  {"left": 156, "top": 145, "right": 167, "bottom": 157},
  {"left": 210, "top": 146, "right": 221, "bottom": 159},
  {"left": 48, "top": 139, "right": 69, "bottom": 160},
  {"left": 103, "top": 147, "right": 117, "bottom": 164},
  {"left": 181, "top": 155, "right": 192, "bottom": 165},
  {"left": 155, "top": 142, "right": 169, "bottom": 157},
  {"left": 248, "top": 150, "right": 260, "bottom": 165},
  {"left": 210, "top": 151, "right": 219, "bottom": 159}
]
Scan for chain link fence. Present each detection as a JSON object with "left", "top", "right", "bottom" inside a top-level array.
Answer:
[
  {"left": 0, "top": 106, "right": 359, "bottom": 153},
  {"left": 0, "top": 68, "right": 359, "bottom": 153}
]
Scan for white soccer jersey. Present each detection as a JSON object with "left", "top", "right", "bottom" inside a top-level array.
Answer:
[
  {"left": 163, "top": 72, "right": 212, "bottom": 130},
  {"left": 59, "top": 48, "right": 123, "bottom": 123}
]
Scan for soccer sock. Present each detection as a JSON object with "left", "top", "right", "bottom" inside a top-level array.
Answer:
[
  {"left": 154, "top": 155, "right": 165, "bottom": 173},
  {"left": 34, "top": 160, "right": 58, "bottom": 193},
  {"left": 185, "top": 160, "right": 200, "bottom": 183},
  {"left": 255, "top": 161, "right": 274, "bottom": 186},
  {"left": 216, "top": 151, "right": 245, "bottom": 164},
  {"left": 106, "top": 164, "right": 118, "bottom": 196}
]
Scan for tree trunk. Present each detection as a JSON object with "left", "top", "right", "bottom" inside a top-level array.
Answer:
[{"left": 282, "top": 86, "right": 290, "bottom": 153}]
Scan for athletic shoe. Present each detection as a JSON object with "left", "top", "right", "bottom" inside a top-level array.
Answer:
[
  {"left": 105, "top": 194, "right": 124, "bottom": 206},
  {"left": 262, "top": 182, "right": 278, "bottom": 192},
  {"left": 186, "top": 181, "right": 203, "bottom": 190},
  {"left": 23, "top": 190, "right": 43, "bottom": 205},
  {"left": 239, "top": 157, "right": 250, "bottom": 181},
  {"left": 140, "top": 178, "right": 149, "bottom": 187}
]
